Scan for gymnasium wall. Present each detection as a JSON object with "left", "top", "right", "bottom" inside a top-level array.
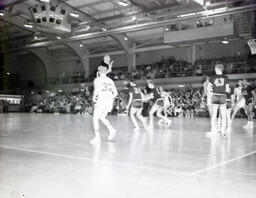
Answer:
[
  {"left": 89, "top": 39, "right": 249, "bottom": 75},
  {"left": 4, "top": 39, "right": 250, "bottom": 82},
  {"left": 195, "top": 39, "right": 249, "bottom": 60},
  {"left": 44, "top": 49, "right": 82, "bottom": 79},
  {"left": 136, "top": 47, "right": 189, "bottom": 65},
  {"left": 4, "top": 53, "right": 46, "bottom": 88},
  {"left": 17, "top": 54, "right": 47, "bottom": 87}
]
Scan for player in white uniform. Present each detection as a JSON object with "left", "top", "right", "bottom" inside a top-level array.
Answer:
[
  {"left": 231, "top": 80, "right": 246, "bottom": 120},
  {"left": 202, "top": 76, "right": 213, "bottom": 117},
  {"left": 158, "top": 87, "right": 173, "bottom": 126},
  {"left": 90, "top": 56, "right": 118, "bottom": 144},
  {"left": 147, "top": 82, "right": 172, "bottom": 129}
]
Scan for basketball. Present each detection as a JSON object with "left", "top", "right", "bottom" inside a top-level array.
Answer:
[{"left": 103, "top": 55, "right": 111, "bottom": 64}]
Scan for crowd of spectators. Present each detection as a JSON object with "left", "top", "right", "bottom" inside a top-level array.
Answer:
[
  {"left": 104, "top": 55, "right": 256, "bottom": 81},
  {"left": 25, "top": 85, "right": 210, "bottom": 118},
  {"left": 53, "top": 70, "right": 87, "bottom": 84},
  {"left": 23, "top": 81, "right": 255, "bottom": 119},
  {"left": 166, "top": 87, "right": 208, "bottom": 117},
  {"left": 51, "top": 55, "right": 256, "bottom": 84},
  {"left": 26, "top": 88, "right": 93, "bottom": 114}
]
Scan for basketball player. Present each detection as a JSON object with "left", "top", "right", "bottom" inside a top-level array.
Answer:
[
  {"left": 91, "top": 57, "right": 118, "bottom": 144},
  {"left": 208, "top": 64, "right": 230, "bottom": 136},
  {"left": 226, "top": 86, "right": 234, "bottom": 132},
  {"left": 231, "top": 80, "right": 246, "bottom": 120},
  {"left": 158, "top": 86, "right": 173, "bottom": 125},
  {"left": 147, "top": 81, "right": 171, "bottom": 129},
  {"left": 202, "top": 76, "right": 213, "bottom": 117},
  {"left": 126, "top": 80, "right": 147, "bottom": 131},
  {"left": 242, "top": 80, "right": 256, "bottom": 129}
]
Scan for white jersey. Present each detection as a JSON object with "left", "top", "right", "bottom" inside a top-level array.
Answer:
[
  {"left": 234, "top": 86, "right": 243, "bottom": 101},
  {"left": 203, "top": 80, "right": 212, "bottom": 105},
  {"left": 161, "top": 91, "right": 172, "bottom": 106},
  {"left": 93, "top": 76, "right": 117, "bottom": 105}
]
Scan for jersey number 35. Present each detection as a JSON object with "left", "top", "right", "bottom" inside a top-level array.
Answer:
[{"left": 102, "top": 83, "right": 113, "bottom": 93}]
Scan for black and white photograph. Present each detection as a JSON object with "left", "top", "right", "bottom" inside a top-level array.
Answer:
[{"left": 0, "top": 0, "right": 256, "bottom": 197}]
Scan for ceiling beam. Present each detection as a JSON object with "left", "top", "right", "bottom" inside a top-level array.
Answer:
[
  {"left": 94, "top": 2, "right": 179, "bottom": 23},
  {"left": 128, "top": 0, "right": 154, "bottom": 19},
  {"left": 0, "top": 14, "right": 36, "bottom": 34},
  {"left": 58, "top": 0, "right": 96, "bottom": 22},
  {"left": 22, "top": 4, "right": 256, "bottom": 49},
  {"left": 75, "top": 0, "right": 111, "bottom": 9},
  {"left": 1, "top": 0, "right": 29, "bottom": 8}
]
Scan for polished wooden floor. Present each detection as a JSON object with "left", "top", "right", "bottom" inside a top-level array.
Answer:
[{"left": 0, "top": 113, "right": 255, "bottom": 198}]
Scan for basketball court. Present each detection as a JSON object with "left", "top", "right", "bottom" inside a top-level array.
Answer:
[{"left": 0, "top": 113, "right": 255, "bottom": 198}]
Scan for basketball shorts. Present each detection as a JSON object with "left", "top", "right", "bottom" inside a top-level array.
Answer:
[
  {"left": 132, "top": 99, "right": 143, "bottom": 109},
  {"left": 211, "top": 94, "right": 227, "bottom": 105},
  {"left": 236, "top": 98, "right": 245, "bottom": 108},
  {"left": 226, "top": 100, "right": 232, "bottom": 109},
  {"left": 95, "top": 99, "right": 113, "bottom": 113},
  {"left": 245, "top": 97, "right": 253, "bottom": 105},
  {"left": 207, "top": 93, "right": 212, "bottom": 106}
]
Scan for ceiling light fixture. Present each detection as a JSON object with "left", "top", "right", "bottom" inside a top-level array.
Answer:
[
  {"left": 124, "top": 37, "right": 128, "bottom": 40},
  {"left": 40, "top": 0, "right": 50, "bottom": 2},
  {"left": 24, "top": 24, "right": 33, "bottom": 28},
  {"left": 165, "top": 27, "right": 169, "bottom": 31},
  {"left": 70, "top": 12, "right": 79, "bottom": 18},
  {"left": 177, "top": 12, "right": 197, "bottom": 18},
  {"left": 79, "top": 43, "right": 83, "bottom": 47},
  {"left": 131, "top": 16, "right": 136, "bottom": 21},
  {"left": 118, "top": 1, "right": 129, "bottom": 6},
  {"left": 0, "top": 12, "right": 4, "bottom": 16},
  {"left": 6, "top": 72, "right": 10, "bottom": 75},
  {"left": 56, "top": 36, "right": 62, "bottom": 40},
  {"left": 222, "top": 37, "right": 229, "bottom": 44},
  {"left": 102, "top": 28, "right": 107, "bottom": 31}
]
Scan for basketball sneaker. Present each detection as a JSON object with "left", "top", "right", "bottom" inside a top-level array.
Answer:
[
  {"left": 90, "top": 137, "right": 101, "bottom": 145},
  {"left": 108, "top": 129, "right": 116, "bottom": 141}
]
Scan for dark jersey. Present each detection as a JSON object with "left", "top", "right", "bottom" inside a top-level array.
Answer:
[
  {"left": 209, "top": 74, "right": 229, "bottom": 94},
  {"left": 151, "top": 87, "right": 162, "bottom": 103},
  {"left": 242, "top": 85, "right": 255, "bottom": 100},
  {"left": 145, "top": 85, "right": 153, "bottom": 94},
  {"left": 129, "top": 86, "right": 142, "bottom": 100}
]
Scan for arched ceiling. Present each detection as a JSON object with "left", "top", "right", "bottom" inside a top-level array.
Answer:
[{"left": 0, "top": 0, "right": 255, "bottom": 54}]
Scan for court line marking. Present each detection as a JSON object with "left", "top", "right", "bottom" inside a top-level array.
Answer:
[
  {"left": 0, "top": 145, "right": 189, "bottom": 176},
  {"left": 189, "top": 150, "right": 256, "bottom": 176}
]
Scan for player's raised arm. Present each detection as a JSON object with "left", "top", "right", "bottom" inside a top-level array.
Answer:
[
  {"left": 106, "top": 60, "right": 114, "bottom": 74},
  {"left": 102, "top": 55, "right": 113, "bottom": 74}
]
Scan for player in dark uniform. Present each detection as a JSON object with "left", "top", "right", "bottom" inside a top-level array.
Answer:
[
  {"left": 126, "top": 80, "right": 147, "bottom": 131},
  {"left": 208, "top": 64, "right": 230, "bottom": 136},
  {"left": 147, "top": 81, "right": 171, "bottom": 129},
  {"left": 242, "top": 79, "right": 256, "bottom": 129}
]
